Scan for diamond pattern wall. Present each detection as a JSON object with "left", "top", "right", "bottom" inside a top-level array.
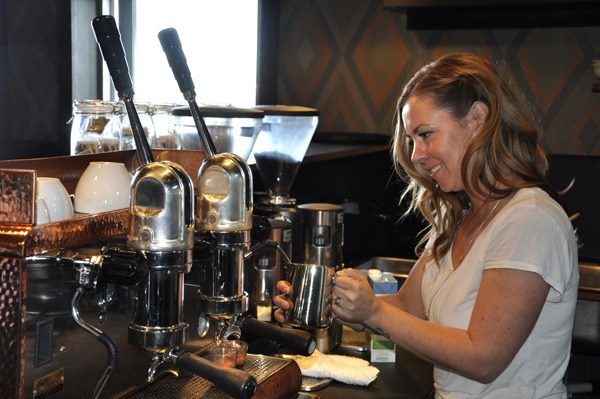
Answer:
[{"left": 278, "top": 0, "right": 600, "bottom": 156}]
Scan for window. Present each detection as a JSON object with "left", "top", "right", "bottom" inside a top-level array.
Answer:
[
  {"left": 131, "top": 0, "right": 258, "bottom": 107},
  {"left": 74, "top": 0, "right": 259, "bottom": 106}
]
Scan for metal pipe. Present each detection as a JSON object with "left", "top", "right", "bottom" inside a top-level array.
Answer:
[{"left": 71, "top": 287, "right": 118, "bottom": 399}]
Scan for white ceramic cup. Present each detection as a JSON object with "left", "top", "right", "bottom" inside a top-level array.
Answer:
[
  {"left": 74, "top": 161, "right": 132, "bottom": 214},
  {"left": 36, "top": 177, "right": 74, "bottom": 222},
  {"left": 35, "top": 197, "right": 51, "bottom": 225}
]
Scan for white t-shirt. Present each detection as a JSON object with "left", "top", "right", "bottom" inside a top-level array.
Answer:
[{"left": 421, "top": 187, "right": 579, "bottom": 399}]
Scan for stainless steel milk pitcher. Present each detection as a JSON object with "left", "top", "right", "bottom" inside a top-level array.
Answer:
[{"left": 285, "top": 263, "right": 335, "bottom": 328}]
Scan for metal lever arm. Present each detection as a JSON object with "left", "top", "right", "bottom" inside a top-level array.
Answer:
[
  {"left": 158, "top": 27, "right": 217, "bottom": 156},
  {"left": 91, "top": 15, "right": 154, "bottom": 165}
]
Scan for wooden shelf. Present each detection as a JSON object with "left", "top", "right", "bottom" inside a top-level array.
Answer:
[
  {"left": 383, "top": 0, "right": 600, "bottom": 9},
  {"left": 383, "top": 0, "right": 600, "bottom": 29}
]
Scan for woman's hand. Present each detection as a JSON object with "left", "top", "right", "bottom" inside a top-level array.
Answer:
[
  {"left": 273, "top": 280, "right": 293, "bottom": 323},
  {"left": 332, "top": 268, "right": 381, "bottom": 326}
]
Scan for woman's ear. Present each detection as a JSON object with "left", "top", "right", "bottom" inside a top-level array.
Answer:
[{"left": 467, "top": 101, "right": 489, "bottom": 132}]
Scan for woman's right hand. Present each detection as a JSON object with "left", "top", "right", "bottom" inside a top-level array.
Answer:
[{"left": 273, "top": 280, "right": 293, "bottom": 323}]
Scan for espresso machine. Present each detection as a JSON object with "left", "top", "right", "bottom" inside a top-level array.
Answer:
[
  {"left": 157, "top": 27, "right": 316, "bottom": 353},
  {"left": 17, "top": 16, "right": 314, "bottom": 399},
  {"left": 82, "top": 16, "right": 259, "bottom": 398},
  {"left": 0, "top": 15, "right": 322, "bottom": 399}
]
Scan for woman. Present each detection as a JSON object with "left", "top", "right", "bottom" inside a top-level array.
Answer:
[{"left": 274, "top": 53, "right": 579, "bottom": 398}]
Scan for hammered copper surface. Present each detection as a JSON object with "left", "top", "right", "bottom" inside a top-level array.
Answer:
[
  {"left": 24, "top": 210, "right": 130, "bottom": 256},
  {"left": 0, "top": 169, "right": 35, "bottom": 224},
  {"left": 117, "top": 355, "right": 300, "bottom": 399},
  {"left": 0, "top": 210, "right": 129, "bottom": 257},
  {"left": 0, "top": 257, "right": 24, "bottom": 399}
]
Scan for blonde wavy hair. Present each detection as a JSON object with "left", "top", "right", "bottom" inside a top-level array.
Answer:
[{"left": 392, "top": 53, "right": 550, "bottom": 265}]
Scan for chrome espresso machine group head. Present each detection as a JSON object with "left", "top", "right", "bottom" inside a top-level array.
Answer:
[
  {"left": 126, "top": 160, "right": 195, "bottom": 351},
  {"left": 195, "top": 152, "right": 254, "bottom": 330}
]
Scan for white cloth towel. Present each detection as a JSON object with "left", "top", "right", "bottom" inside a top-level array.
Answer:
[{"left": 292, "top": 350, "right": 379, "bottom": 386}]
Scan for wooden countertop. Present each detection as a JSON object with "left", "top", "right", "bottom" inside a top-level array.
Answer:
[{"left": 303, "top": 142, "right": 391, "bottom": 163}]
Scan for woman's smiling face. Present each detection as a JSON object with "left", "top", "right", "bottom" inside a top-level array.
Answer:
[{"left": 402, "top": 95, "right": 478, "bottom": 194}]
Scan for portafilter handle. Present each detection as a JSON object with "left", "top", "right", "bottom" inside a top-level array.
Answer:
[
  {"left": 158, "top": 27, "right": 217, "bottom": 157},
  {"left": 166, "top": 350, "right": 257, "bottom": 399},
  {"left": 92, "top": 15, "right": 154, "bottom": 165},
  {"left": 240, "top": 317, "right": 316, "bottom": 357}
]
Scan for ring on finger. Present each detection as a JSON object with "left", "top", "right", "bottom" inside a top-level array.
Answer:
[{"left": 333, "top": 296, "right": 341, "bottom": 305}]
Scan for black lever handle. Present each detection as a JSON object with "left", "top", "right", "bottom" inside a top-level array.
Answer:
[
  {"left": 158, "top": 27, "right": 217, "bottom": 156},
  {"left": 91, "top": 15, "right": 133, "bottom": 96},
  {"left": 175, "top": 351, "right": 257, "bottom": 399},
  {"left": 91, "top": 15, "right": 154, "bottom": 165},
  {"left": 157, "top": 28, "right": 195, "bottom": 96},
  {"left": 241, "top": 317, "right": 316, "bottom": 356}
]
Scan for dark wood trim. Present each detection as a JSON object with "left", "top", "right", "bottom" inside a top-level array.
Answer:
[
  {"left": 256, "top": 0, "right": 279, "bottom": 105},
  {"left": 383, "top": 0, "right": 600, "bottom": 8},
  {"left": 384, "top": 0, "right": 600, "bottom": 29},
  {"left": 0, "top": 1, "right": 7, "bottom": 154}
]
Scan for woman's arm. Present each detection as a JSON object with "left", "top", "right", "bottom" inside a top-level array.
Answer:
[
  {"left": 374, "top": 257, "right": 427, "bottom": 318},
  {"left": 333, "top": 267, "right": 549, "bottom": 383},
  {"left": 272, "top": 257, "right": 427, "bottom": 324}
]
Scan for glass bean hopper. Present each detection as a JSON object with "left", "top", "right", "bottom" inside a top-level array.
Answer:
[
  {"left": 250, "top": 105, "right": 319, "bottom": 206},
  {"left": 170, "top": 105, "right": 264, "bottom": 161}
]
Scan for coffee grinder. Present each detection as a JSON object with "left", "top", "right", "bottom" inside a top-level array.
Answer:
[
  {"left": 297, "top": 203, "right": 345, "bottom": 353},
  {"left": 250, "top": 105, "right": 319, "bottom": 263}
]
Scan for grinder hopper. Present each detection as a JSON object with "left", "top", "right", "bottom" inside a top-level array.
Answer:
[
  {"left": 170, "top": 105, "right": 264, "bottom": 160},
  {"left": 251, "top": 106, "right": 319, "bottom": 206}
]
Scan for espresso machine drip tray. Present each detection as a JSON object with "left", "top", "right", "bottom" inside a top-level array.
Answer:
[{"left": 115, "top": 354, "right": 301, "bottom": 399}]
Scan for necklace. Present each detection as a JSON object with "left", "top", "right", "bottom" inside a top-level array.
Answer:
[
  {"left": 454, "top": 199, "right": 501, "bottom": 266},
  {"left": 425, "top": 199, "right": 501, "bottom": 320}
]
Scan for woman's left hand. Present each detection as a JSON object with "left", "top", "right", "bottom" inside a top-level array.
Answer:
[{"left": 332, "top": 268, "right": 381, "bottom": 325}]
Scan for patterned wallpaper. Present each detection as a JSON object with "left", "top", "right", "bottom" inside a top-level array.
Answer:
[{"left": 276, "top": 0, "right": 600, "bottom": 156}]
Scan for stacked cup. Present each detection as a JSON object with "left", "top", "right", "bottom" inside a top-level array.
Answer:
[
  {"left": 36, "top": 177, "right": 74, "bottom": 225},
  {"left": 74, "top": 162, "right": 132, "bottom": 214}
]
